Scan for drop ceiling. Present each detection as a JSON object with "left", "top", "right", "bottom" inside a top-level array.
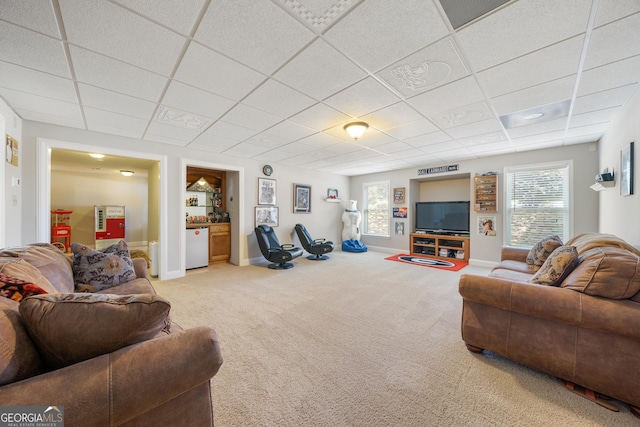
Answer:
[{"left": 1, "top": 0, "right": 639, "bottom": 176}]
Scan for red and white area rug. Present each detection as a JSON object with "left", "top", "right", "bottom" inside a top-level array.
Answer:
[{"left": 385, "top": 253, "right": 468, "bottom": 271}]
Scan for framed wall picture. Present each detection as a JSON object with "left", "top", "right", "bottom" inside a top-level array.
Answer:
[
  {"left": 393, "top": 187, "right": 405, "bottom": 204},
  {"left": 327, "top": 188, "right": 338, "bottom": 200},
  {"left": 5, "top": 134, "right": 18, "bottom": 166},
  {"left": 392, "top": 207, "right": 407, "bottom": 218},
  {"left": 620, "top": 142, "right": 634, "bottom": 196},
  {"left": 478, "top": 216, "right": 497, "bottom": 236},
  {"left": 258, "top": 178, "right": 277, "bottom": 205},
  {"left": 293, "top": 183, "right": 311, "bottom": 213},
  {"left": 255, "top": 206, "right": 279, "bottom": 227}
]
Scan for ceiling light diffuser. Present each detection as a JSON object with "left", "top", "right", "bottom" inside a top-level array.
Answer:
[
  {"left": 120, "top": 170, "right": 134, "bottom": 177},
  {"left": 344, "top": 122, "right": 369, "bottom": 141},
  {"left": 89, "top": 153, "right": 104, "bottom": 158}
]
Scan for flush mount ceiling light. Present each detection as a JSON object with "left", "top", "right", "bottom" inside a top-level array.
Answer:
[
  {"left": 343, "top": 122, "right": 369, "bottom": 141},
  {"left": 89, "top": 153, "right": 104, "bottom": 159},
  {"left": 120, "top": 170, "right": 134, "bottom": 177},
  {"left": 499, "top": 99, "right": 571, "bottom": 129}
]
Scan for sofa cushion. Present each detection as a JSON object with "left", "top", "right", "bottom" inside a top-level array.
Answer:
[
  {"left": 0, "top": 298, "right": 46, "bottom": 386},
  {"left": 0, "top": 244, "right": 74, "bottom": 293},
  {"left": 19, "top": 293, "right": 171, "bottom": 370},
  {"left": 0, "top": 273, "right": 49, "bottom": 302},
  {"left": 526, "top": 235, "right": 563, "bottom": 268},
  {"left": 529, "top": 246, "right": 579, "bottom": 286},
  {"left": 561, "top": 247, "right": 640, "bottom": 299},
  {"left": 0, "top": 258, "right": 58, "bottom": 294},
  {"left": 72, "top": 241, "right": 136, "bottom": 292}
]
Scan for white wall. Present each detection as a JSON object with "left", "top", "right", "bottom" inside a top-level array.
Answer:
[
  {"left": 0, "top": 98, "right": 23, "bottom": 247},
  {"left": 51, "top": 168, "right": 149, "bottom": 247},
  {"left": 597, "top": 88, "right": 640, "bottom": 245},
  {"left": 19, "top": 120, "right": 349, "bottom": 276},
  {"left": 350, "top": 143, "right": 599, "bottom": 263}
]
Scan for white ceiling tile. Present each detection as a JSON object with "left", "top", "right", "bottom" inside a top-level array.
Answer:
[
  {"left": 466, "top": 140, "right": 513, "bottom": 153},
  {"left": 407, "top": 76, "right": 485, "bottom": 117},
  {"left": 259, "top": 120, "right": 316, "bottom": 143},
  {"left": 298, "top": 133, "right": 344, "bottom": 150},
  {"left": 458, "top": 0, "right": 592, "bottom": 71},
  {"left": 69, "top": 46, "right": 167, "bottom": 101},
  {"left": 173, "top": 42, "right": 265, "bottom": 101},
  {"left": 429, "top": 102, "right": 494, "bottom": 130},
  {"left": 323, "top": 77, "right": 400, "bottom": 117},
  {"left": 569, "top": 107, "right": 619, "bottom": 128},
  {"left": 577, "top": 55, "right": 640, "bottom": 96},
  {"left": 188, "top": 134, "right": 239, "bottom": 153},
  {"left": 0, "top": 61, "right": 77, "bottom": 103},
  {"left": 373, "top": 141, "right": 414, "bottom": 155},
  {"left": 594, "top": 0, "right": 640, "bottom": 27},
  {"left": 274, "top": 39, "right": 366, "bottom": 101},
  {"left": 325, "top": 0, "right": 448, "bottom": 72},
  {"left": 0, "top": 87, "right": 81, "bottom": 120},
  {"left": 289, "top": 103, "right": 351, "bottom": 131},
  {"left": 376, "top": 38, "right": 470, "bottom": 97},
  {"left": 420, "top": 140, "right": 465, "bottom": 154},
  {"left": 565, "top": 122, "right": 608, "bottom": 138},
  {"left": 242, "top": 79, "right": 316, "bottom": 118},
  {"left": 276, "top": 0, "right": 355, "bottom": 33},
  {"left": 384, "top": 119, "right": 440, "bottom": 140},
  {"left": 278, "top": 141, "right": 321, "bottom": 155},
  {"left": 143, "top": 133, "right": 189, "bottom": 146},
  {"left": 457, "top": 131, "right": 507, "bottom": 147},
  {"left": 478, "top": 36, "right": 584, "bottom": 98},
  {"left": 223, "top": 142, "right": 272, "bottom": 157},
  {"left": 194, "top": 0, "right": 314, "bottom": 74},
  {"left": 351, "top": 129, "right": 397, "bottom": 148},
  {"left": 162, "top": 80, "right": 235, "bottom": 121},
  {"left": 563, "top": 134, "right": 600, "bottom": 145},
  {"left": 573, "top": 84, "right": 637, "bottom": 114},
  {"left": 584, "top": 12, "right": 640, "bottom": 70},
  {"left": 0, "top": 21, "right": 70, "bottom": 78},
  {"left": 84, "top": 107, "right": 148, "bottom": 137},
  {"left": 405, "top": 131, "right": 452, "bottom": 148},
  {"left": 245, "top": 134, "right": 290, "bottom": 149},
  {"left": 146, "top": 120, "right": 201, "bottom": 142},
  {"left": 361, "top": 102, "right": 422, "bottom": 131},
  {"left": 0, "top": 0, "right": 60, "bottom": 37},
  {"left": 59, "top": 0, "right": 186, "bottom": 75},
  {"left": 203, "top": 121, "right": 257, "bottom": 142},
  {"left": 251, "top": 148, "right": 298, "bottom": 163},
  {"left": 15, "top": 108, "right": 84, "bottom": 129},
  {"left": 222, "top": 104, "right": 283, "bottom": 132},
  {"left": 445, "top": 118, "right": 504, "bottom": 140},
  {"left": 78, "top": 84, "right": 155, "bottom": 120},
  {"left": 513, "top": 138, "right": 564, "bottom": 151},
  {"left": 111, "top": 0, "right": 206, "bottom": 35},
  {"left": 491, "top": 75, "right": 576, "bottom": 116}
]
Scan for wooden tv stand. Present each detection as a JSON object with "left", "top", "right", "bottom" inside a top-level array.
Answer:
[{"left": 410, "top": 232, "right": 470, "bottom": 262}]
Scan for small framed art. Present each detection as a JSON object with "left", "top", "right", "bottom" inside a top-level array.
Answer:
[
  {"left": 620, "top": 142, "right": 634, "bottom": 196},
  {"left": 393, "top": 187, "right": 405, "bottom": 204},
  {"left": 258, "top": 178, "right": 276, "bottom": 205},
  {"left": 293, "top": 183, "right": 311, "bottom": 213},
  {"left": 255, "top": 206, "right": 279, "bottom": 227}
]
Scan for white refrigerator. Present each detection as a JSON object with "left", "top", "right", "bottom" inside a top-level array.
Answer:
[{"left": 186, "top": 227, "right": 209, "bottom": 269}]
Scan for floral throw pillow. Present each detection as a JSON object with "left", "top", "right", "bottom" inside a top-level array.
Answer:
[
  {"left": 526, "top": 235, "right": 563, "bottom": 270},
  {"left": 529, "top": 246, "right": 579, "bottom": 286},
  {"left": 72, "top": 241, "right": 136, "bottom": 292},
  {"left": 0, "top": 273, "right": 48, "bottom": 302}
]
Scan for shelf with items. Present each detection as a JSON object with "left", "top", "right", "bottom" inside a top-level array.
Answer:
[
  {"left": 410, "top": 232, "right": 469, "bottom": 262},
  {"left": 474, "top": 174, "right": 498, "bottom": 212}
]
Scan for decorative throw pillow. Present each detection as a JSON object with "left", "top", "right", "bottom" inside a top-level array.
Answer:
[
  {"left": 529, "top": 246, "right": 579, "bottom": 286},
  {"left": 19, "top": 293, "right": 171, "bottom": 370},
  {"left": 0, "top": 258, "right": 58, "bottom": 294},
  {"left": 0, "top": 273, "right": 48, "bottom": 302},
  {"left": 72, "top": 241, "right": 136, "bottom": 292},
  {"left": 526, "top": 235, "right": 563, "bottom": 269}
]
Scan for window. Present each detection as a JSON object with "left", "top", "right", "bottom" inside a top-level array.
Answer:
[
  {"left": 505, "top": 161, "right": 571, "bottom": 247},
  {"left": 362, "top": 181, "right": 390, "bottom": 236}
]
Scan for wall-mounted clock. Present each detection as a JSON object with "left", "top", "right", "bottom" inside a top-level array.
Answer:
[{"left": 263, "top": 165, "right": 273, "bottom": 176}]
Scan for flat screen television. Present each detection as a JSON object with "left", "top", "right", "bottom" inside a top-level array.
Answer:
[{"left": 415, "top": 201, "right": 470, "bottom": 235}]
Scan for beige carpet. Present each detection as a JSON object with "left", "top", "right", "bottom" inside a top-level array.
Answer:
[{"left": 153, "top": 250, "right": 638, "bottom": 426}]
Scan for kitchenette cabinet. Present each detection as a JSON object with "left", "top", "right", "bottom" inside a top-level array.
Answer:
[{"left": 208, "top": 223, "right": 230, "bottom": 264}]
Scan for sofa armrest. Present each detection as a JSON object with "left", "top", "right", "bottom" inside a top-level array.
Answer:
[
  {"left": 0, "top": 326, "right": 222, "bottom": 426},
  {"left": 500, "top": 246, "right": 529, "bottom": 262},
  {"left": 132, "top": 257, "right": 149, "bottom": 279}
]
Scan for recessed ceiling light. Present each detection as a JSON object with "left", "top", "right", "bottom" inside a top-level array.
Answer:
[
  {"left": 499, "top": 99, "right": 571, "bottom": 129},
  {"left": 120, "top": 170, "right": 134, "bottom": 177},
  {"left": 89, "top": 153, "right": 104, "bottom": 159}
]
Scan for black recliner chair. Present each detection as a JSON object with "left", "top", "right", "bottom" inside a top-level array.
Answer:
[
  {"left": 294, "top": 224, "right": 334, "bottom": 260},
  {"left": 254, "top": 225, "right": 303, "bottom": 269}
]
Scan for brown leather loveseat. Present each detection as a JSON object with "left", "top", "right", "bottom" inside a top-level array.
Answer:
[
  {"left": 0, "top": 243, "right": 223, "bottom": 426},
  {"left": 458, "top": 233, "right": 640, "bottom": 416}
]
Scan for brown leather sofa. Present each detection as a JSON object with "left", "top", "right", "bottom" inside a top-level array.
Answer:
[
  {"left": 459, "top": 233, "right": 640, "bottom": 415},
  {"left": 0, "top": 243, "right": 223, "bottom": 426}
]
